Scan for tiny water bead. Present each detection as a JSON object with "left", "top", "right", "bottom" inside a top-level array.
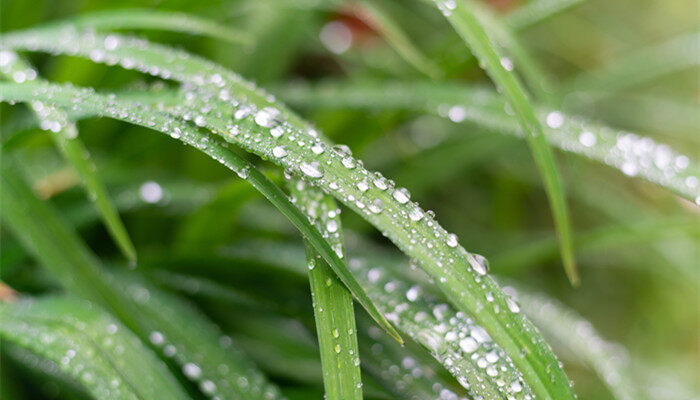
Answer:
[
  {"left": 392, "top": 187, "right": 411, "bottom": 204},
  {"left": 545, "top": 111, "right": 564, "bottom": 128},
  {"left": 139, "top": 181, "right": 163, "bottom": 204},
  {"left": 299, "top": 161, "right": 324, "bottom": 178},
  {"left": 272, "top": 145, "right": 287, "bottom": 158}
]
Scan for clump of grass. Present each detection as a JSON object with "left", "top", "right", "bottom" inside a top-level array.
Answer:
[{"left": 1, "top": 2, "right": 697, "bottom": 400}]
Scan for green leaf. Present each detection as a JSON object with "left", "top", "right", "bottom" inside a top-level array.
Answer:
[
  {"left": 278, "top": 80, "right": 700, "bottom": 203},
  {"left": 49, "top": 8, "right": 253, "bottom": 46},
  {"left": 505, "top": 0, "right": 586, "bottom": 30},
  {"left": 222, "top": 240, "right": 536, "bottom": 400},
  {"left": 288, "top": 182, "right": 364, "bottom": 400},
  {"left": 431, "top": 0, "right": 578, "bottom": 293},
  {"left": 0, "top": 52, "right": 137, "bottom": 262},
  {"left": 0, "top": 296, "right": 189, "bottom": 400},
  {"left": 0, "top": 80, "right": 400, "bottom": 344},
  {"left": 0, "top": 157, "right": 286, "bottom": 400},
  {"left": 2, "top": 27, "right": 571, "bottom": 398},
  {"left": 359, "top": 0, "right": 443, "bottom": 79}
]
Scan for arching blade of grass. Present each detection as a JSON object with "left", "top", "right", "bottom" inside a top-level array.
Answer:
[
  {"left": 516, "top": 288, "right": 641, "bottom": 400},
  {"left": 1, "top": 28, "right": 571, "bottom": 399},
  {"left": 359, "top": 0, "right": 443, "bottom": 79},
  {"left": 493, "top": 217, "right": 699, "bottom": 276},
  {"left": 431, "top": 0, "right": 578, "bottom": 291},
  {"left": 566, "top": 32, "right": 700, "bottom": 94},
  {"left": 288, "top": 182, "right": 363, "bottom": 400},
  {"left": 279, "top": 81, "right": 700, "bottom": 203},
  {"left": 0, "top": 52, "right": 137, "bottom": 262},
  {"left": 358, "top": 322, "right": 471, "bottom": 400},
  {"left": 0, "top": 297, "right": 189, "bottom": 400},
  {"left": 222, "top": 239, "right": 535, "bottom": 400},
  {"left": 0, "top": 81, "right": 399, "bottom": 344},
  {"left": 49, "top": 8, "right": 253, "bottom": 46},
  {"left": 505, "top": 0, "right": 586, "bottom": 30},
  {"left": 0, "top": 158, "right": 288, "bottom": 400},
  {"left": 462, "top": 0, "right": 555, "bottom": 101}
]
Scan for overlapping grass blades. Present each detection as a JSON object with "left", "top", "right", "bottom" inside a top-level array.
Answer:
[
  {"left": 431, "top": 0, "right": 578, "bottom": 292},
  {"left": 289, "top": 182, "right": 363, "bottom": 400},
  {"left": 0, "top": 24, "right": 574, "bottom": 399},
  {"left": 224, "top": 240, "right": 535, "bottom": 400},
  {"left": 0, "top": 158, "right": 286, "bottom": 400},
  {"left": 0, "top": 52, "right": 136, "bottom": 262},
  {"left": 0, "top": 297, "right": 188, "bottom": 400},
  {"left": 0, "top": 80, "right": 399, "bottom": 343},
  {"left": 279, "top": 81, "right": 700, "bottom": 203}
]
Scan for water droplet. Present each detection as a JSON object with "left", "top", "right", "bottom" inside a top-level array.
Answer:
[
  {"left": 139, "top": 181, "right": 163, "bottom": 204},
  {"left": 448, "top": 105, "right": 466, "bottom": 122},
  {"left": 506, "top": 297, "right": 520, "bottom": 313},
  {"left": 272, "top": 146, "right": 287, "bottom": 158},
  {"left": 579, "top": 131, "right": 596, "bottom": 147},
  {"left": 546, "top": 111, "right": 564, "bottom": 128},
  {"left": 183, "top": 363, "right": 201, "bottom": 379},
  {"left": 471, "top": 254, "right": 489, "bottom": 276},
  {"left": 255, "top": 107, "right": 279, "bottom": 128},
  {"left": 326, "top": 220, "right": 338, "bottom": 233},
  {"left": 500, "top": 57, "right": 514, "bottom": 71},
  {"left": 392, "top": 188, "right": 410, "bottom": 204},
  {"left": 300, "top": 161, "right": 324, "bottom": 178},
  {"left": 445, "top": 234, "right": 458, "bottom": 248}
]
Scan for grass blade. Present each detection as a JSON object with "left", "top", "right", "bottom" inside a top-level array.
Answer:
[
  {"left": 222, "top": 240, "right": 536, "bottom": 400},
  {"left": 431, "top": 0, "right": 578, "bottom": 292},
  {"left": 359, "top": 0, "right": 443, "bottom": 79},
  {"left": 0, "top": 51, "right": 137, "bottom": 262},
  {"left": 505, "top": 0, "right": 586, "bottom": 30},
  {"left": 566, "top": 32, "right": 700, "bottom": 94},
  {"left": 0, "top": 156, "right": 286, "bottom": 400},
  {"left": 2, "top": 27, "right": 573, "bottom": 398},
  {"left": 517, "top": 288, "right": 641, "bottom": 400},
  {"left": 0, "top": 80, "right": 400, "bottom": 343},
  {"left": 51, "top": 8, "right": 253, "bottom": 46},
  {"left": 0, "top": 297, "right": 189, "bottom": 400},
  {"left": 289, "top": 182, "right": 363, "bottom": 400},
  {"left": 279, "top": 80, "right": 700, "bottom": 203}
]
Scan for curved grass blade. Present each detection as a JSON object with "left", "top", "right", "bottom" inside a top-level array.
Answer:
[
  {"left": 50, "top": 9, "right": 253, "bottom": 46},
  {"left": 566, "top": 32, "right": 700, "bottom": 94},
  {"left": 0, "top": 81, "right": 400, "bottom": 344},
  {"left": 1, "top": 28, "right": 572, "bottom": 398},
  {"left": 505, "top": 0, "right": 586, "bottom": 30},
  {"left": 0, "top": 156, "right": 287, "bottom": 400},
  {"left": 0, "top": 51, "right": 137, "bottom": 262},
  {"left": 359, "top": 0, "right": 443, "bottom": 79},
  {"left": 279, "top": 80, "right": 700, "bottom": 203},
  {"left": 222, "top": 240, "right": 535, "bottom": 400},
  {"left": 289, "top": 182, "right": 364, "bottom": 400},
  {"left": 516, "top": 288, "right": 641, "bottom": 400},
  {"left": 493, "top": 217, "right": 699, "bottom": 275},
  {"left": 0, "top": 296, "right": 189, "bottom": 400},
  {"left": 431, "top": 0, "right": 578, "bottom": 292}
]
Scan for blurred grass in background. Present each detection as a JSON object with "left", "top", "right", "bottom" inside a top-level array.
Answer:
[{"left": 1, "top": 0, "right": 698, "bottom": 399}]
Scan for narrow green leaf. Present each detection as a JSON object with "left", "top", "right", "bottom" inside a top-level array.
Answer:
[
  {"left": 505, "top": 0, "right": 586, "bottom": 30},
  {"left": 0, "top": 80, "right": 400, "bottom": 344},
  {"left": 2, "top": 27, "right": 572, "bottom": 398},
  {"left": 517, "top": 288, "right": 642, "bottom": 400},
  {"left": 222, "top": 240, "right": 536, "bottom": 399},
  {"left": 278, "top": 80, "right": 700, "bottom": 203},
  {"left": 0, "top": 51, "right": 137, "bottom": 262},
  {"left": 0, "top": 157, "right": 286, "bottom": 400},
  {"left": 432, "top": 0, "right": 578, "bottom": 293},
  {"left": 360, "top": 0, "right": 443, "bottom": 79},
  {"left": 289, "top": 182, "right": 364, "bottom": 400},
  {"left": 0, "top": 296, "right": 189, "bottom": 400},
  {"left": 52, "top": 9, "right": 253, "bottom": 46},
  {"left": 566, "top": 32, "right": 700, "bottom": 94}
]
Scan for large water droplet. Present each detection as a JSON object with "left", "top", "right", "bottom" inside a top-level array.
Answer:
[{"left": 300, "top": 161, "right": 324, "bottom": 178}]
